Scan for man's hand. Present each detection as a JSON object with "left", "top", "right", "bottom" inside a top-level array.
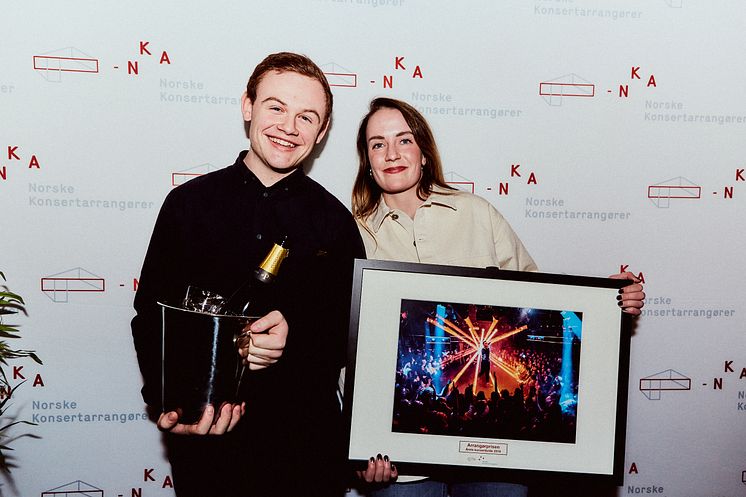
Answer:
[
  {"left": 609, "top": 272, "right": 646, "bottom": 316},
  {"left": 237, "top": 310, "right": 288, "bottom": 370},
  {"left": 356, "top": 454, "right": 398, "bottom": 484},
  {"left": 157, "top": 402, "right": 245, "bottom": 435}
]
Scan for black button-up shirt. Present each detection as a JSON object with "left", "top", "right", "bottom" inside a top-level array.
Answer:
[{"left": 131, "top": 151, "right": 365, "bottom": 491}]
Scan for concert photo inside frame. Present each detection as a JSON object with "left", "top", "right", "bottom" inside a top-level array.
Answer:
[{"left": 392, "top": 299, "right": 583, "bottom": 445}]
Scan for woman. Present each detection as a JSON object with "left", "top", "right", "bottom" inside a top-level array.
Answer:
[{"left": 352, "top": 97, "right": 644, "bottom": 496}]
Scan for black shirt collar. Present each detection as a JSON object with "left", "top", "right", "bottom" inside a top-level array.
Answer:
[{"left": 231, "top": 150, "right": 306, "bottom": 195}]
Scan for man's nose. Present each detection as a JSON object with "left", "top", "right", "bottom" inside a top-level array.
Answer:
[{"left": 278, "top": 115, "right": 298, "bottom": 135}]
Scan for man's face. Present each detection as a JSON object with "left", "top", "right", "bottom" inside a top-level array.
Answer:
[{"left": 242, "top": 71, "right": 329, "bottom": 181}]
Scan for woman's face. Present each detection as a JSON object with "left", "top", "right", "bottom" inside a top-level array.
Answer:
[{"left": 365, "top": 108, "right": 425, "bottom": 198}]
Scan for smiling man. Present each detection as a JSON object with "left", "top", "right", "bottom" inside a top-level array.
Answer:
[{"left": 132, "top": 52, "right": 365, "bottom": 497}]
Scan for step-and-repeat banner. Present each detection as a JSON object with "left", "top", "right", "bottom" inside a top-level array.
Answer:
[{"left": 1, "top": 2, "right": 744, "bottom": 496}]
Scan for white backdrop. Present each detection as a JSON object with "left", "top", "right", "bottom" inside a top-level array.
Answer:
[{"left": 1, "top": 1, "right": 744, "bottom": 496}]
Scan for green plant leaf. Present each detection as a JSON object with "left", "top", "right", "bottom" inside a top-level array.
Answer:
[
  {"left": 0, "top": 291, "right": 24, "bottom": 304},
  {"left": 0, "top": 302, "right": 26, "bottom": 314}
]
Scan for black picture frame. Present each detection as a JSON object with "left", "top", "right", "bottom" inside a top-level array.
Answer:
[{"left": 343, "top": 259, "right": 631, "bottom": 485}]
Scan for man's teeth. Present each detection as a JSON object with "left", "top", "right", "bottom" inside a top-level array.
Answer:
[{"left": 269, "top": 137, "right": 296, "bottom": 147}]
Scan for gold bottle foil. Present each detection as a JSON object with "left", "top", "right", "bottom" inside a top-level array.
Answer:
[{"left": 258, "top": 243, "right": 289, "bottom": 277}]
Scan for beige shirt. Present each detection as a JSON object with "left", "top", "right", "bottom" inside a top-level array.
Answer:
[
  {"left": 359, "top": 188, "right": 537, "bottom": 271},
  {"left": 356, "top": 188, "right": 536, "bottom": 483}
]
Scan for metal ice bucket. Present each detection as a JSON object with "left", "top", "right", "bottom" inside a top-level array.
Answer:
[{"left": 159, "top": 302, "right": 253, "bottom": 424}]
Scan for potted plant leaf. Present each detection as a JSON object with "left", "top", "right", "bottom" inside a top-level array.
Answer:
[{"left": 0, "top": 272, "right": 42, "bottom": 470}]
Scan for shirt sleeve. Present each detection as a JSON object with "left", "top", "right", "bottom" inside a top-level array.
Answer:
[
  {"left": 488, "top": 203, "right": 538, "bottom": 272},
  {"left": 131, "top": 191, "right": 188, "bottom": 407}
]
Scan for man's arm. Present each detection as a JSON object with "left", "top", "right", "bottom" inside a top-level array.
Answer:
[
  {"left": 132, "top": 193, "right": 187, "bottom": 408},
  {"left": 133, "top": 191, "right": 247, "bottom": 434}
]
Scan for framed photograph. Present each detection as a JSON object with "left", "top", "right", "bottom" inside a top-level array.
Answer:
[{"left": 343, "top": 259, "right": 631, "bottom": 484}]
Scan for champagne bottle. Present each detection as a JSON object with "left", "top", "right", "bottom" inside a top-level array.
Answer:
[{"left": 224, "top": 236, "right": 290, "bottom": 316}]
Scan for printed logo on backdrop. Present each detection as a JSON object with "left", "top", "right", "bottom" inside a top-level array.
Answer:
[
  {"left": 321, "top": 62, "right": 358, "bottom": 88},
  {"left": 444, "top": 171, "right": 474, "bottom": 193},
  {"left": 540, "top": 67, "right": 657, "bottom": 107},
  {"left": 533, "top": 1, "right": 643, "bottom": 21},
  {"left": 0, "top": 81, "right": 15, "bottom": 95},
  {"left": 647, "top": 176, "right": 700, "bottom": 208},
  {"left": 441, "top": 164, "right": 632, "bottom": 224},
  {"left": 41, "top": 267, "right": 139, "bottom": 303},
  {"left": 639, "top": 294, "right": 737, "bottom": 320},
  {"left": 40, "top": 473, "right": 175, "bottom": 497},
  {"left": 31, "top": 398, "right": 148, "bottom": 429},
  {"left": 0, "top": 145, "right": 41, "bottom": 182},
  {"left": 320, "top": 57, "right": 521, "bottom": 121},
  {"left": 160, "top": 77, "right": 239, "bottom": 106},
  {"left": 539, "top": 73, "right": 594, "bottom": 107},
  {"left": 313, "top": 0, "right": 405, "bottom": 8},
  {"left": 624, "top": 461, "right": 666, "bottom": 495},
  {"left": 481, "top": 162, "right": 632, "bottom": 223},
  {"left": 639, "top": 369, "right": 690, "bottom": 400},
  {"left": 411, "top": 90, "right": 522, "bottom": 121},
  {"left": 0, "top": 358, "right": 45, "bottom": 399},
  {"left": 41, "top": 480, "right": 104, "bottom": 497},
  {"left": 647, "top": 170, "right": 743, "bottom": 207},
  {"left": 41, "top": 267, "right": 105, "bottom": 303},
  {"left": 33, "top": 42, "right": 171, "bottom": 83},
  {"left": 641, "top": 361, "right": 745, "bottom": 411},
  {"left": 33, "top": 47, "right": 99, "bottom": 83},
  {"left": 322, "top": 56, "right": 424, "bottom": 91},
  {"left": 29, "top": 181, "right": 155, "bottom": 211},
  {"left": 33, "top": 41, "right": 241, "bottom": 107},
  {"left": 645, "top": 99, "right": 746, "bottom": 127},
  {"left": 171, "top": 163, "right": 219, "bottom": 187}
]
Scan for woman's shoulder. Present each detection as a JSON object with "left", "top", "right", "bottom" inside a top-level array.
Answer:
[{"left": 431, "top": 187, "right": 496, "bottom": 211}]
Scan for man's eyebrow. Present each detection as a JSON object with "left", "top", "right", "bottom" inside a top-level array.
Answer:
[
  {"left": 367, "top": 130, "right": 414, "bottom": 142},
  {"left": 262, "top": 97, "right": 321, "bottom": 121}
]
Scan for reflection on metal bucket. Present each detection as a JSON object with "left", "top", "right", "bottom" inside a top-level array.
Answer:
[{"left": 159, "top": 302, "right": 255, "bottom": 424}]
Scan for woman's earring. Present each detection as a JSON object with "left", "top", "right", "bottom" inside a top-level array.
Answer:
[{"left": 369, "top": 168, "right": 373, "bottom": 177}]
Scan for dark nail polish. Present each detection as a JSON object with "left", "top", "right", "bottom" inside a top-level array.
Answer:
[
  {"left": 384, "top": 455, "right": 389, "bottom": 462},
  {"left": 618, "top": 289, "right": 624, "bottom": 294},
  {"left": 369, "top": 457, "right": 375, "bottom": 463},
  {"left": 617, "top": 301, "right": 623, "bottom": 307},
  {"left": 377, "top": 453, "right": 382, "bottom": 460},
  {"left": 616, "top": 295, "right": 622, "bottom": 301},
  {"left": 391, "top": 464, "right": 397, "bottom": 472}
]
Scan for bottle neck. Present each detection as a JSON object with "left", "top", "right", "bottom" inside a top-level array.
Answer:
[{"left": 255, "top": 241, "right": 290, "bottom": 283}]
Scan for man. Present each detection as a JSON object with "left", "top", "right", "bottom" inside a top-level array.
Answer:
[
  {"left": 479, "top": 342, "right": 491, "bottom": 383},
  {"left": 132, "top": 52, "right": 365, "bottom": 497}
]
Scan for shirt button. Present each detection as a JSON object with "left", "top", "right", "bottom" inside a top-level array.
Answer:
[
  {"left": 256, "top": 234, "right": 262, "bottom": 240},
  {"left": 391, "top": 214, "right": 399, "bottom": 220},
  {"left": 262, "top": 192, "right": 269, "bottom": 198}
]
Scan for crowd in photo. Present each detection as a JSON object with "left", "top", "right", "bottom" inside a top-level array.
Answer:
[{"left": 392, "top": 337, "right": 578, "bottom": 443}]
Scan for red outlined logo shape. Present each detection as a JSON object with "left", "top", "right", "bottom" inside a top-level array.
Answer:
[
  {"left": 639, "top": 369, "right": 691, "bottom": 400},
  {"left": 41, "top": 267, "right": 105, "bottom": 303},
  {"left": 539, "top": 73, "right": 595, "bottom": 106},
  {"left": 32, "top": 47, "right": 99, "bottom": 82}
]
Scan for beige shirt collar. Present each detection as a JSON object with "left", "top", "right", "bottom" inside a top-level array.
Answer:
[{"left": 368, "top": 187, "right": 459, "bottom": 233}]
